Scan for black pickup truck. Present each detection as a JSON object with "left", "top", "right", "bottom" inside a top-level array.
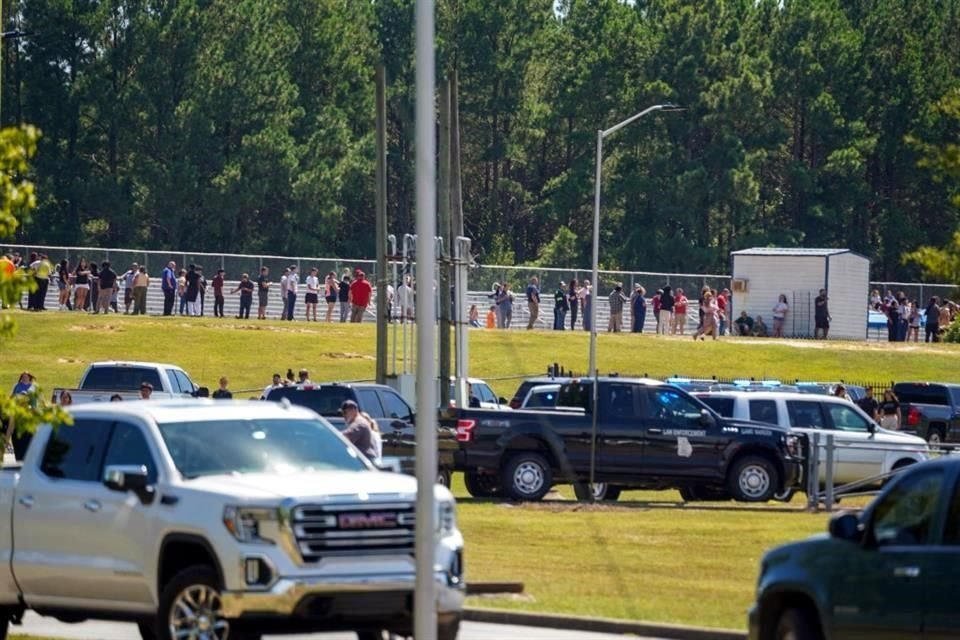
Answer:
[
  {"left": 894, "top": 381, "right": 960, "bottom": 445},
  {"left": 265, "top": 382, "right": 458, "bottom": 484},
  {"left": 447, "top": 377, "right": 805, "bottom": 502}
]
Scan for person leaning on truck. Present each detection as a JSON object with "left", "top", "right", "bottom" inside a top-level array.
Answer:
[{"left": 340, "top": 399, "right": 377, "bottom": 461}]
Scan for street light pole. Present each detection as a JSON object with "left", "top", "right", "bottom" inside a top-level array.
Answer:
[{"left": 587, "top": 103, "right": 683, "bottom": 497}]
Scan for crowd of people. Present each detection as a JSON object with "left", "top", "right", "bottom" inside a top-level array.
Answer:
[{"left": 869, "top": 289, "right": 957, "bottom": 343}]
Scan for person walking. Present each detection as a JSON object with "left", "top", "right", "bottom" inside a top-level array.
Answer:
[
  {"left": 212, "top": 269, "right": 226, "bottom": 318},
  {"left": 161, "top": 261, "right": 177, "bottom": 316},
  {"left": 349, "top": 270, "right": 373, "bottom": 323},
  {"left": 657, "top": 286, "right": 674, "bottom": 335},
  {"left": 324, "top": 272, "right": 339, "bottom": 322},
  {"left": 525, "top": 276, "right": 540, "bottom": 330},
  {"left": 693, "top": 291, "right": 720, "bottom": 340},
  {"left": 339, "top": 271, "right": 352, "bottom": 322},
  {"left": 304, "top": 267, "right": 320, "bottom": 321},
  {"left": 925, "top": 296, "right": 941, "bottom": 343},
  {"left": 256, "top": 266, "right": 270, "bottom": 320},
  {"left": 133, "top": 266, "right": 149, "bottom": 315},
  {"left": 608, "top": 284, "right": 628, "bottom": 332},
  {"left": 772, "top": 294, "right": 789, "bottom": 338},
  {"left": 814, "top": 289, "right": 831, "bottom": 339},
  {"left": 631, "top": 285, "right": 647, "bottom": 332},
  {"left": 672, "top": 288, "right": 688, "bottom": 335},
  {"left": 568, "top": 279, "right": 580, "bottom": 331},
  {"left": 553, "top": 281, "right": 568, "bottom": 330},
  {"left": 232, "top": 273, "right": 254, "bottom": 319}
]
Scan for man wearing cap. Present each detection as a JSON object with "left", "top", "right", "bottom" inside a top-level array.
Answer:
[
  {"left": 139, "top": 382, "right": 154, "bottom": 400},
  {"left": 341, "top": 400, "right": 376, "bottom": 461},
  {"left": 349, "top": 270, "right": 372, "bottom": 323}
]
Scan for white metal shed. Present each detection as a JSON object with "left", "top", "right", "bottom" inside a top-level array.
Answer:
[{"left": 730, "top": 248, "right": 870, "bottom": 340}]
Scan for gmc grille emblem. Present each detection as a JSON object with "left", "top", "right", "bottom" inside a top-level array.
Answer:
[{"left": 338, "top": 512, "right": 398, "bottom": 529}]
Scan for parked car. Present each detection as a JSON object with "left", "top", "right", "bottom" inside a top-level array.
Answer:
[
  {"left": 508, "top": 376, "right": 573, "bottom": 409},
  {"left": 52, "top": 361, "right": 207, "bottom": 404},
  {"left": 447, "top": 377, "right": 805, "bottom": 503},
  {"left": 264, "top": 382, "right": 457, "bottom": 485},
  {"left": 0, "top": 400, "right": 464, "bottom": 640},
  {"left": 448, "top": 377, "right": 510, "bottom": 411},
  {"left": 795, "top": 381, "right": 868, "bottom": 402},
  {"left": 664, "top": 377, "right": 737, "bottom": 392},
  {"left": 693, "top": 391, "right": 928, "bottom": 492},
  {"left": 749, "top": 457, "right": 960, "bottom": 640},
  {"left": 893, "top": 381, "right": 960, "bottom": 444}
]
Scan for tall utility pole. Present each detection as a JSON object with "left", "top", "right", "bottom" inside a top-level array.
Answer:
[
  {"left": 413, "top": 0, "right": 438, "bottom": 638},
  {"left": 437, "top": 78, "right": 452, "bottom": 407},
  {"left": 450, "top": 69, "right": 464, "bottom": 240},
  {"left": 375, "top": 64, "right": 389, "bottom": 384}
]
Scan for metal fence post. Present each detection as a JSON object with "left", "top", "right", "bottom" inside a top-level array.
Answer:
[
  {"left": 807, "top": 432, "right": 821, "bottom": 512},
  {"left": 824, "top": 434, "right": 835, "bottom": 511}
]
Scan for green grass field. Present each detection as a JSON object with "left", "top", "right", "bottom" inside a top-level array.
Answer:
[{"left": 1, "top": 311, "right": 955, "bottom": 630}]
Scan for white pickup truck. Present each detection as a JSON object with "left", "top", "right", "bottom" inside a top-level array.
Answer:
[
  {"left": 0, "top": 400, "right": 464, "bottom": 640},
  {"left": 52, "top": 361, "right": 207, "bottom": 403}
]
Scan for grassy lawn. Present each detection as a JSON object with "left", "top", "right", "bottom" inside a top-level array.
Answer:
[{"left": 0, "top": 311, "right": 951, "bottom": 629}]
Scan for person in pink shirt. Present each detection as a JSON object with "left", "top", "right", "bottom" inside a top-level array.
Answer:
[{"left": 672, "top": 288, "right": 688, "bottom": 335}]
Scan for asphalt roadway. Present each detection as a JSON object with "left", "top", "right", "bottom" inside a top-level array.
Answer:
[{"left": 15, "top": 613, "right": 667, "bottom": 640}]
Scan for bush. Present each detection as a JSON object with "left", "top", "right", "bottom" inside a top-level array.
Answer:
[{"left": 943, "top": 318, "right": 960, "bottom": 343}]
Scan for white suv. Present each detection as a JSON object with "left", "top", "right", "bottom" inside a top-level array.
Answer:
[{"left": 693, "top": 390, "right": 929, "bottom": 488}]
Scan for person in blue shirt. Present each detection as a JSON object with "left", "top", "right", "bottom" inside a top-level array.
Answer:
[{"left": 161, "top": 261, "right": 177, "bottom": 316}]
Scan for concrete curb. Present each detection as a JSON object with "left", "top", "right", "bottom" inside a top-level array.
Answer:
[{"left": 463, "top": 607, "right": 746, "bottom": 640}]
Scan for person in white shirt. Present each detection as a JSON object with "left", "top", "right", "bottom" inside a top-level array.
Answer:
[
  {"left": 261, "top": 373, "right": 284, "bottom": 399},
  {"left": 304, "top": 267, "right": 320, "bottom": 322},
  {"left": 285, "top": 265, "right": 299, "bottom": 321},
  {"left": 279, "top": 268, "right": 289, "bottom": 320},
  {"left": 398, "top": 276, "right": 415, "bottom": 323}
]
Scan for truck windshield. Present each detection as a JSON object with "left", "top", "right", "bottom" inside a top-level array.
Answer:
[{"left": 157, "top": 418, "right": 370, "bottom": 478}]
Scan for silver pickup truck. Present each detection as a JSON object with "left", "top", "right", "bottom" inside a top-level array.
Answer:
[
  {"left": 52, "top": 361, "right": 207, "bottom": 404},
  {"left": 0, "top": 400, "right": 464, "bottom": 640}
]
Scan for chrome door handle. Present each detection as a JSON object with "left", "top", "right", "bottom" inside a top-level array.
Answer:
[
  {"left": 83, "top": 500, "right": 102, "bottom": 513},
  {"left": 17, "top": 496, "right": 34, "bottom": 508},
  {"left": 648, "top": 428, "right": 663, "bottom": 434},
  {"left": 893, "top": 566, "right": 920, "bottom": 578}
]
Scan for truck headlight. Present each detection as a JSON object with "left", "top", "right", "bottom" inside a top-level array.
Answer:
[
  {"left": 223, "top": 506, "right": 279, "bottom": 544},
  {"left": 437, "top": 501, "right": 456, "bottom": 535}
]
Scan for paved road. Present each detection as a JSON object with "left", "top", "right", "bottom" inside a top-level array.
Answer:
[{"left": 14, "top": 613, "right": 662, "bottom": 640}]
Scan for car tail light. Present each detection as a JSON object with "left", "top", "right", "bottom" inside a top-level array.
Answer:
[
  {"left": 908, "top": 407, "right": 921, "bottom": 427},
  {"left": 455, "top": 419, "right": 477, "bottom": 442}
]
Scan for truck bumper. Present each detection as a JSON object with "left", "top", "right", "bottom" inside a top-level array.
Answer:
[{"left": 220, "top": 569, "right": 464, "bottom": 632}]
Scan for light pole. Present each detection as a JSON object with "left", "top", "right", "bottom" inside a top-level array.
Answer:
[{"left": 587, "top": 103, "right": 683, "bottom": 496}]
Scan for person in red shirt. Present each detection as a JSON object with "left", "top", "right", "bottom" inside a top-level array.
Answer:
[
  {"left": 717, "top": 288, "right": 730, "bottom": 336},
  {"left": 212, "top": 269, "right": 225, "bottom": 317},
  {"left": 672, "top": 287, "right": 688, "bottom": 335},
  {"left": 349, "top": 270, "right": 373, "bottom": 323}
]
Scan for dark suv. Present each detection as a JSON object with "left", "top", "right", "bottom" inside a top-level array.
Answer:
[
  {"left": 750, "top": 458, "right": 960, "bottom": 639},
  {"left": 893, "top": 381, "right": 960, "bottom": 444}
]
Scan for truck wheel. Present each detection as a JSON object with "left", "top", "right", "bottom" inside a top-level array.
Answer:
[
  {"left": 502, "top": 452, "right": 553, "bottom": 501},
  {"left": 928, "top": 427, "right": 945, "bottom": 449},
  {"left": 437, "top": 470, "right": 452, "bottom": 488},
  {"left": 728, "top": 455, "right": 779, "bottom": 502},
  {"left": 774, "top": 607, "right": 822, "bottom": 640},
  {"left": 156, "top": 565, "right": 233, "bottom": 640},
  {"left": 464, "top": 470, "right": 501, "bottom": 498},
  {"left": 589, "top": 483, "right": 622, "bottom": 501}
]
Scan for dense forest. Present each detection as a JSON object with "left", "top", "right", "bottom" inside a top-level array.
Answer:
[{"left": 2, "top": 0, "right": 959, "bottom": 279}]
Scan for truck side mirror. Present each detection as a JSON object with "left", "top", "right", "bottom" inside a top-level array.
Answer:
[
  {"left": 104, "top": 465, "right": 154, "bottom": 504},
  {"left": 193, "top": 387, "right": 210, "bottom": 398},
  {"left": 699, "top": 409, "right": 716, "bottom": 428},
  {"left": 828, "top": 512, "right": 863, "bottom": 543}
]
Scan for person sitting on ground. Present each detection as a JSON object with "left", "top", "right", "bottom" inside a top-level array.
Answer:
[
  {"left": 485, "top": 305, "right": 496, "bottom": 329},
  {"left": 139, "top": 382, "right": 153, "bottom": 400},
  {"left": 751, "top": 315, "right": 769, "bottom": 337},
  {"left": 340, "top": 400, "right": 377, "bottom": 461},
  {"left": 734, "top": 311, "right": 754, "bottom": 336},
  {"left": 212, "top": 376, "right": 233, "bottom": 399}
]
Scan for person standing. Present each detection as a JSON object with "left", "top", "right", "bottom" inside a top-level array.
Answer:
[
  {"left": 324, "top": 272, "right": 339, "bottom": 322},
  {"left": 72, "top": 259, "right": 91, "bottom": 312},
  {"left": 397, "top": 275, "right": 414, "bottom": 323},
  {"left": 133, "top": 266, "right": 149, "bottom": 315},
  {"left": 212, "top": 377, "right": 233, "bottom": 399},
  {"left": 607, "top": 284, "right": 628, "bottom": 332},
  {"left": 285, "top": 265, "right": 299, "bottom": 321},
  {"left": 772, "top": 294, "right": 789, "bottom": 338},
  {"left": 658, "top": 286, "right": 674, "bottom": 335},
  {"left": 96, "top": 261, "right": 118, "bottom": 314},
  {"left": 197, "top": 266, "right": 208, "bottom": 316},
  {"left": 553, "top": 281, "right": 568, "bottom": 330},
  {"left": 631, "top": 285, "right": 647, "bottom": 333},
  {"left": 88, "top": 263, "right": 99, "bottom": 312},
  {"left": 897, "top": 292, "right": 910, "bottom": 342},
  {"left": 340, "top": 400, "right": 377, "bottom": 461},
  {"left": 581, "top": 281, "right": 592, "bottom": 332},
  {"left": 856, "top": 387, "right": 880, "bottom": 422},
  {"left": 672, "top": 288, "right": 688, "bottom": 335},
  {"left": 30, "top": 254, "right": 51, "bottom": 311},
  {"left": 693, "top": 291, "right": 720, "bottom": 341},
  {"left": 497, "top": 283, "right": 515, "bottom": 329},
  {"left": 568, "top": 279, "right": 579, "bottom": 330},
  {"left": 349, "top": 270, "right": 373, "bottom": 323},
  {"left": 279, "top": 267, "right": 290, "bottom": 320},
  {"left": 525, "top": 276, "right": 540, "bottom": 330},
  {"left": 304, "top": 267, "right": 320, "bottom": 321},
  {"left": 339, "top": 271, "right": 352, "bottom": 322},
  {"left": 717, "top": 288, "right": 730, "bottom": 336},
  {"left": 161, "top": 261, "right": 177, "bottom": 316},
  {"left": 878, "top": 389, "right": 901, "bottom": 430},
  {"left": 184, "top": 264, "right": 201, "bottom": 317},
  {"left": 886, "top": 296, "right": 900, "bottom": 342},
  {"left": 261, "top": 373, "right": 284, "bottom": 399},
  {"left": 212, "top": 269, "right": 226, "bottom": 318},
  {"left": 121, "top": 263, "right": 138, "bottom": 314},
  {"left": 814, "top": 288, "right": 831, "bottom": 339},
  {"left": 925, "top": 296, "right": 941, "bottom": 343},
  {"left": 653, "top": 289, "right": 663, "bottom": 333},
  {"left": 232, "top": 273, "right": 254, "bottom": 319},
  {"left": 56, "top": 259, "right": 72, "bottom": 310},
  {"left": 256, "top": 266, "right": 270, "bottom": 319}
]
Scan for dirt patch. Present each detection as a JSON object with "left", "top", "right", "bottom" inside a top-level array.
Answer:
[
  {"left": 322, "top": 352, "right": 375, "bottom": 360},
  {"left": 68, "top": 324, "right": 124, "bottom": 333},
  {"left": 56, "top": 357, "right": 82, "bottom": 364}
]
